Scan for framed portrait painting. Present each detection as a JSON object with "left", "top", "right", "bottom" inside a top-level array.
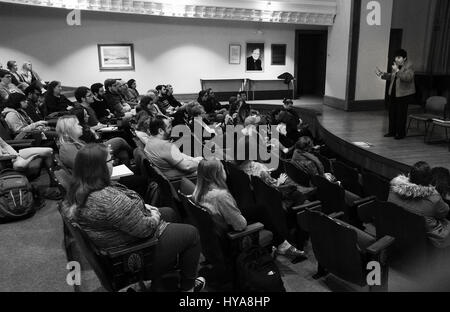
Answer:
[
  {"left": 229, "top": 44, "right": 241, "bottom": 64},
  {"left": 98, "top": 43, "right": 135, "bottom": 71},
  {"left": 246, "top": 43, "right": 264, "bottom": 72}
]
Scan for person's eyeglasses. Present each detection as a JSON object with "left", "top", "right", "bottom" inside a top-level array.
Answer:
[
  {"left": 106, "top": 157, "right": 115, "bottom": 164},
  {"left": 3, "top": 75, "right": 11, "bottom": 79}
]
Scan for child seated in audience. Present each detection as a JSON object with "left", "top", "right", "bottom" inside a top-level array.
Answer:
[
  {"left": 193, "top": 158, "right": 306, "bottom": 259},
  {"left": 389, "top": 161, "right": 450, "bottom": 248},
  {"left": 192, "top": 158, "right": 247, "bottom": 233},
  {"left": 63, "top": 143, "right": 206, "bottom": 292}
]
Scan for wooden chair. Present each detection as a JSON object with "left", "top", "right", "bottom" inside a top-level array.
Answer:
[
  {"left": 283, "top": 159, "right": 311, "bottom": 187},
  {"left": 311, "top": 175, "right": 376, "bottom": 227},
  {"left": 332, "top": 160, "right": 363, "bottom": 197},
  {"left": 178, "top": 191, "right": 272, "bottom": 290},
  {"left": 58, "top": 203, "right": 159, "bottom": 292},
  {"left": 297, "top": 206, "right": 394, "bottom": 291},
  {"left": 407, "top": 96, "right": 447, "bottom": 140},
  {"left": 373, "top": 201, "right": 450, "bottom": 274},
  {"left": 361, "top": 170, "right": 390, "bottom": 202}
]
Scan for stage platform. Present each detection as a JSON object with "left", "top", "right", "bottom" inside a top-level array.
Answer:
[{"left": 250, "top": 98, "right": 450, "bottom": 179}]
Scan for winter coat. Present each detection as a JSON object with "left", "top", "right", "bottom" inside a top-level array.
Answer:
[{"left": 388, "top": 175, "right": 450, "bottom": 248}]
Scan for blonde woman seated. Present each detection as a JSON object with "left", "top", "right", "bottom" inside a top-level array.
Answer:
[{"left": 192, "top": 158, "right": 305, "bottom": 259}]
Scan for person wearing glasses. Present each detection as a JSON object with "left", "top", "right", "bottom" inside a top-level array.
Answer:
[
  {"left": 0, "top": 69, "right": 23, "bottom": 108},
  {"left": 63, "top": 143, "right": 206, "bottom": 292}
]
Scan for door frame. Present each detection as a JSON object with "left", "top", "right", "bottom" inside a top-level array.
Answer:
[{"left": 294, "top": 29, "right": 329, "bottom": 98}]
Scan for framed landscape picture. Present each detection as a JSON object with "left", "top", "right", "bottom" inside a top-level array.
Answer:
[
  {"left": 229, "top": 44, "right": 241, "bottom": 64},
  {"left": 98, "top": 43, "right": 135, "bottom": 71},
  {"left": 246, "top": 42, "right": 264, "bottom": 72}
]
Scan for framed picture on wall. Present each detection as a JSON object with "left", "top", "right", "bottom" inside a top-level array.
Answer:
[
  {"left": 229, "top": 44, "right": 241, "bottom": 64},
  {"left": 97, "top": 43, "right": 135, "bottom": 71},
  {"left": 271, "top": 44, "right": 286, "bottom": 65},
  {"left": 246, "top": 43, "right": 264, "bottom": 72}
]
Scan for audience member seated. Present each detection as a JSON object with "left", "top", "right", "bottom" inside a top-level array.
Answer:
[
  {"left": 21, "top": 61, "right": 45, "bottom": 91},
  {"left": 144, "top": 116, "right": 202, "bottom": 180},
  {"left": 198, "top": 89, "right": 227, "bottom": 123},
  {"left": 43, "top": 80, "right": 72, "bottom": 117},
  {"left": 117, "top": 80, "right": 137, "bottom": 107},
  {"left": 388, "top": 161, "right": 450, "bottom": 248},
  {"left": 71, "top": 86, "right": 104, "bottom": 130},
  {"left": 193, "top": 158, "right": 247, "bottom": 233},
  {"left": 0, "top": 69, "right": 24, "bottom": 109},
  {"left": 291, "top": 136, "right": 324, "bottom": 180},
  {"left": 135, "top": 116, "right": 151, "bottom": 146},
  {"left": 235, "top": 91, "right": 252, "bottom": 125},
  {"left": 103, "top": 79, "right": 132, "bottom": 119},
  {"left": 2, "top": 93, "right": 53, "bottom": 140},
  {"left": 126, "top": 79, "right": 140, "bottom": 104},
  {"left": 63, "top": 143, "right": 206, "bottom": 292},
  {"left": 165, "top": 84, "right": 182, "bottom": 109},
  {"left": 90, "top": 83, "right": 113, "bottom": 124},
  {"left": 135, "top": 93, "right": 164, "bottom": 125},
  {"left": 24, "top": 84, "right": 45, "bottom": 122},
  {"left": 7, "top": 60, "right": 27, "bottom": 88},
  {"left": 0, "top": 137, "right": 59, "bottom": 187},
  {"left": 155, "top": 85, "right": 172, "bottom": 115},
  {"left": 56, "top": 115, "right": 132, "bottom": 170}
]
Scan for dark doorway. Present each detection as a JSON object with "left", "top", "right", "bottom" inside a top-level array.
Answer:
[
  {"left": 385, "top": 29, "right": 403, "bottom": 102},
  {"left": 295, "top": 30, "right": 328, "bottom": 98}
]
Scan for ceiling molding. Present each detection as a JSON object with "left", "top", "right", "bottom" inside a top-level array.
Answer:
[{"left": 1, "top": 0, "right": 337, "bottom": 25}]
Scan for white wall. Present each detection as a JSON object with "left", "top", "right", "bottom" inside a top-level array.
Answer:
[
  {"left": 324, "top": 0, "right": 352, "bottom": 100},
  {"left": 0, "top": 3, "right": 303, "bottom": 94},
  {"left": 391, "top": 0, "right": 437, "bottom": 72},
  {"left": 355, "top": 0, "right": 393, "bottom": 101}
]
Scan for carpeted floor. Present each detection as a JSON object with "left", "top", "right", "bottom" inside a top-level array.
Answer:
[{"left": 0, "top": 173, "right": 426, "bottom": 292}]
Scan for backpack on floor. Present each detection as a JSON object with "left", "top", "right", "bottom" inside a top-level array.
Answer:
[
  {"left": 235, "top": 245, "right": 286, "bottom": 292},
  {"left": 0, "top": 169, "right": 36, "bottom": 223}
]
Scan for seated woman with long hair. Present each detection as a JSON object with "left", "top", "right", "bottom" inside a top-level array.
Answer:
[
  {"left": 55, "top": 115, "right": 147, "bottom": 197},
  {"left": 291, "top": 136, "right": 324, "bottom": 180},
  {"left": 56, "top": 115, "right": 132, "bottom": 168},
  {"left": 389, "top": 161, "right": 450, "bottom": 248},
  {"left": 193, "top": 158, "right": 305, "bottom": 259},
  {"left": 64, "top": 143, "right": 205, "bottom": 291},
  {"left": 43, "top": 80, "right": 73, "bottom": 116}
]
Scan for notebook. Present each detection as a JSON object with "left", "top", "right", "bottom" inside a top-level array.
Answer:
[
  {"left": 111, "top": 165, "right": 134, "bottom": 180},
  {"left": 98, "top": 126, "right": 118, "bottom": 132}
]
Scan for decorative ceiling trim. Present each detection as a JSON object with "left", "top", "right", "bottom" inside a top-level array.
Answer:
[{"left": 1, "top": 0, "right": 337, "bottom": 26}]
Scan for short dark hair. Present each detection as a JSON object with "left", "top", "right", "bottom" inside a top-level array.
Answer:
[
  {"left": 238, "top": 91, "right": 246, "bottom": 96},
  {"left": 104, "top": 79, "right": 117, "bottom": 91},
  {"left": 127, "top": 79, "right": 136, "bottom": 88},
  {"left": 155, "top": 85, "right": 164, "bottom": 92},
  {"left": 6, "top": 92, "right": 27, "bottom": 110},
  {"left": 90, "top": 83, "right": 103, "bottom": 95},
  {"left": 74, "top": 86, "right": 90, "bottom": 103},
  {"left": 24, "top": 84, "right": 41, "bottom": 97},
  {"left": 148, "top": 115, "right": 168, "bottom": 136},
  {"left": 394, "top": 49, "right": 408, "bottom": 59},
  {"left": 409, "top": 161, "right": 432, "bottom": 186},
  {"left": 6, "top": 60, "right": 16, "bottom": 70}
]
